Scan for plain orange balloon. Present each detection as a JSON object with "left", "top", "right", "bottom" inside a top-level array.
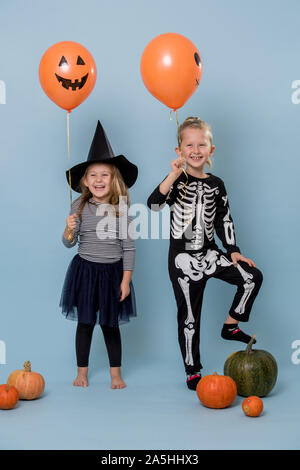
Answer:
[
  {"left": 39, "top": 41, "right": 97, "bottom": 112},
  {"left": 140, "top": 33, "right": 202, "bottom": 111}
]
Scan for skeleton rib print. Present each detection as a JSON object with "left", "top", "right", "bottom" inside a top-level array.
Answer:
[
  {"left": 147, "top": 173, "right": 240, "bottom": 256},
  {"left": 171, "top": 180, "right": 218, "bottom": 250}
]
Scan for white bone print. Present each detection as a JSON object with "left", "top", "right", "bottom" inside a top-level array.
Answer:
[
  {"left": 184, "top": 326, "right": 195, "bottom": 366},
  {"left": 223, "top": 208, "right": 236, "bottom": 245},
  {"left": 175, "top": 249, "right": 229, "bottom": 366},
  {"left": 171, "top": 181, "right": 218, "bottom": 250},
  {"left": 234, "top": 263, "right": 255, "bottom": 315},
  {"left": 178, "top": 277, "right": 195, "bottom": 325}
]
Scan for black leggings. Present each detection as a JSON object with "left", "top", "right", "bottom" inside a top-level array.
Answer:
[{"left": 75, "top": 322, "right": 122, "bottom": 367}]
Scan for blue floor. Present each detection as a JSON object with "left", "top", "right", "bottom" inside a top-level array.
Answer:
[{"left": 1, "top": 361, "right": 299, "bottom": 450}]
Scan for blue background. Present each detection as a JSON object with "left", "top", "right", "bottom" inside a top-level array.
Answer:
[{"left": 0, "top": 0, "right": 299, "bottom": 450}]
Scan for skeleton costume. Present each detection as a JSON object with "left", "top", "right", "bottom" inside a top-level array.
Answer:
[{"left": 147, "top": 172, "right": 263, "bottom": 375}]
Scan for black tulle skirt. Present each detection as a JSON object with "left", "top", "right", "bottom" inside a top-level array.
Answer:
[{"left": 59, "top": 254, "right": 137, "bottom": 327}]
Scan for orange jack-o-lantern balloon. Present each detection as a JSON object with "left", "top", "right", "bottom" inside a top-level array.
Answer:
[
  {"left": 140, "top": 33, "right": 202, "bottom": 111},
  {"left": 39, "top": 41, "right": 97, "bottom": 112}
]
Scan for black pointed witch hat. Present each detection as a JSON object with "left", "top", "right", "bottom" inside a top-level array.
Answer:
[{"left": 66, "top": 120, "right": 138, "bottom": 192}]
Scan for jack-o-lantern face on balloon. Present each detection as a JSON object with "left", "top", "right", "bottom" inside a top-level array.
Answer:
[
  {"left": 39, "top": 41, "right": 97, "bottom": 112},
  {"left": 55, "top": 54, "right": 89, "bottom": 91},
  {"left": 140, "top": 33, "right": 202, "bottom": 111}
]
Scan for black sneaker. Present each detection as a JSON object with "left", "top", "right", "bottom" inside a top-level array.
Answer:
[{"left": 186, "top": 373, "right": 202, "bottom": 390}]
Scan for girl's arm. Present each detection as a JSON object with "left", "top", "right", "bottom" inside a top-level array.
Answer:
[
  {"left": 147, "top": 173, "right": 179, "bottom": 210},
  {"left": 62, "top": 200, "right": 80, "bottom": 247},
  {"left": 119, "top": 214, "right": 135, "bottom": 301},
  {"left": 121, "top": 270, "right": 132, "bottom": 285},
  {"left": 215, "top": 181, "right": 240, "bottom": 256},
  {"left": 147, "top": 157, "right": 186, "bottom": 210},
  {"left": 215, "top": 181, "right": 256, "bottom": 268},
  {"left": 158, "top": 172, "right": 180, "bottom": 195},
  {"left": 120, "top": 270, "right": 132, "bottom": 301}
]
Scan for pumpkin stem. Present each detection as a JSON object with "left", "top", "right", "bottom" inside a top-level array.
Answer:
[
  {"left": 24, "top": 361, "right": 31, "bottom": 372},
  {"left": 246, "top": 335, "right": 256, "bottom": 354}
]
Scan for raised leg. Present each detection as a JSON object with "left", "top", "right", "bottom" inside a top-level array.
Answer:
[{"left": 214, "top": 261, "right": 263, "bottom": 322}]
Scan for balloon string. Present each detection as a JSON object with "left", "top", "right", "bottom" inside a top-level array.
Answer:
[
  {"left": 174, "top": 109, "right": 188, "bottom": 200},
  {"left": 175, "top": 110, "right": 181, "bottom": 150},
  {"left": 67, "top": 111, "right": 74, "bottom": 240}
]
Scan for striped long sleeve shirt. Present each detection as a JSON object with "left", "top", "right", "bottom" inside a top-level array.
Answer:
[{"left": 62, "top": 197, "right": 135, "bottom": 271}]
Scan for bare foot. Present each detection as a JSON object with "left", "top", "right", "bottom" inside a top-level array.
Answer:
[
  {"left": 73, "top": 366, "right": 88, "bottom": 387},
  {"left": 110, "top": 367, "right": 126, "bottom": 389}
]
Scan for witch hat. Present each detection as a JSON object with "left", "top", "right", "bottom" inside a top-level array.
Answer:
[{"left": 66, "top": 120, "right": 138, "bottom": 192}]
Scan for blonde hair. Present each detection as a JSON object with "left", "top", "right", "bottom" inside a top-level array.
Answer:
[
  {"left": 77, "top": 162, "right": 130, "bottom": 220},
  {"left": 178, "top": 116, "right": 213, "bottom": 169}
]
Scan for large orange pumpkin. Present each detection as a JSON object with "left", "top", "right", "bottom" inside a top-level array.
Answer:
[
  {"left": 242, "top": 396, "right": 263, "bottom": 417},
  {"left": 196, "top": 372, "right": 237, "bottom": 409},
  {"left": 7, "top": 361, "right": 45, "bottom": 400},
  {"left": 0, "top": 384, "right": 19, "bottom": 409}
]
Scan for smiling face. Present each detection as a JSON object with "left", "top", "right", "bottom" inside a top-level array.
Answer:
[
  {"left": 55, "top": 54, "right": 89, "bottom": 91},
  {"left": 83, "top": 163, "right": 112, "bottom": 203},
  {"left": 176, "top": 127, "right": 215, "bottom": 175},
  {"left": 39, "top": 41, "right": 97, "bottom": 111}
]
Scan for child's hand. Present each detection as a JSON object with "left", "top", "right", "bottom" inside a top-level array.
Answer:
[
  {"left": 66, "top": 213, "right": 77, "bottom": 231},
  {"left": 231, "top": 252, "right": 256, "bottom": 268},
  {"left": 120, "top": 281, "right": 130, "bottom": 302},
  {"left": 171, "top": 154, "right": 186, "bottom": 177}
]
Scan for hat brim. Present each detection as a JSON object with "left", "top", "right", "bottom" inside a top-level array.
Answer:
[{"left": 66, "top": 155, "right": 138, "bottom": 192}]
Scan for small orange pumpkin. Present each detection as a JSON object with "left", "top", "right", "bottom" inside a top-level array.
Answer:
[
  {"left": 242, "top": 396, "right": 263, "bottom": 417},
  {"left": 7, "top": 361, "right": 45, "bottom": 400},
  {"left": 196, "top": 372, "right": 237, "bottom": 409},
  {"left": 0, "top": 384, "right": 19, "bottom": 409}
]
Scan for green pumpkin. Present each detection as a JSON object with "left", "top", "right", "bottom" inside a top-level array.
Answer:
[{"left": 223, "top": 335, "right": 278, "bottom": 397}]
